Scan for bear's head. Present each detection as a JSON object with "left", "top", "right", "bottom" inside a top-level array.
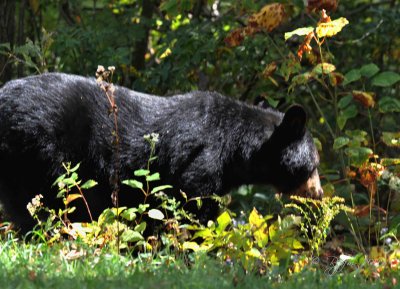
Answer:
[{"left": 263, "top": 105, "right": 323, "bottom": 199}]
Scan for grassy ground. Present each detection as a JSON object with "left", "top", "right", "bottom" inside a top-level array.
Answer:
[{"left": 0, "top": 237, "right": 391, "bottom": 289}]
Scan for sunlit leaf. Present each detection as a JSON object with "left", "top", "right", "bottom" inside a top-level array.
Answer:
[
  {"left": 65, "top": 194, "right": 82, "bottom": 205},
  {"left": 150, "top": 185, "right": 173, "bottom": 194},
  {"left": 146, "top": 173, "right": 160, "bottom": 182},
  {"left": 216, "top": 211, "right": 231, "bottom": 233},
  {"left": 138, "top": 204, "right": 150, "bottom": 214},
  {"left": 316, "top": 17, "right": 349, "bottom": 38},
  {"left": 182, "top": 241, "right": 200, "bottom": 252},
  {"left": 122, "top": 179, "right": 143, "bottom": 190},
  {"left": 69, "top": 163, "right": 81, "bottom": 173},
  {"left": 120, "top": 208, "right": 137, "bottom": 221},
  {"left": 121, "top": 230, "right": 143, "bottom": 243},
  {"left": 148, "top": 209, "right": 165, "bottom": 220},
  {"left": 134, "top": 169, "right": 150, "bottom": 177},
  {"left": 284, "top": 27, "right": 314, "bottom": 41},
  {"left": 80, "top": 179, "right": 98, "bottom": 190},
  {"left": 134, "top": 222, "right": 147, "bottom": 234},
  {"left": 246, "top": 248, "right": 262, "bottom": 258},
  {"left": 312, "top": 63, "right": 336, "bottom": 74},
  {"left": 196, "top": 197, "right": 203, "bottom": 210}
]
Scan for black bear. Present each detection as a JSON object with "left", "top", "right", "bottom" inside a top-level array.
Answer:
[{"left": 0, "top": 73, "right": 322, "bottom": 232}]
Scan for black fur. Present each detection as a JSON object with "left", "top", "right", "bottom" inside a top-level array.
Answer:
[{"left": 0, "top": 73, "right": 320, "bottom": 231}]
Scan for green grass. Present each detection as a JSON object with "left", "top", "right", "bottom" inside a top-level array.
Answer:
[{"left": 0, "top": 238, "right": 391, "bottom": 289}]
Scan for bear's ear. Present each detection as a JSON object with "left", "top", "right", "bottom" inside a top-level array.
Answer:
[{"left": 279, "top": 105, "right": 307, "bottom": 137}]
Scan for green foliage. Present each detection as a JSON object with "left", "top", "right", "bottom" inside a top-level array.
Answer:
[
  {"left": 2, "top": 0, "right": 400, "bottom": 283},
  {"left": 285, "top": 196, "right": 352, "bottom": 254},
  {"left": 183, "top": 209, "right": 304, "bottom": 272}
]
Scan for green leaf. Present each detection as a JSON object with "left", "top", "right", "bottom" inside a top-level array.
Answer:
[
  {"left": 98, "top": 208, "right": 117, "bottom": 225},
  {"left": 69, "top": 163, "right": 81, "bottom": 173},
  {"left": 337, "top": 95, "right": 353, "bottom": 109},
  {"left": 134, "top": 169, "right": 150, "bottom": 177},
  {"left": 333, "top": 137, "right": 350, "bottom": 150},
  {"left": 288, "top": 72, "right": 312, "bottom": 92},
  {"left": 381, "top": 132, "right": 400, "bottom": 148},
  {"left": 134, "top": 222, "right": 147, "bottom": 234},
  {"left": 121, "top": 230, "right": 144, "bottom": 243},
  {"left": 312, "top": 63, "right": 336, "bottom": 74},
  {"left": 151, "top": 185, "right": 173, "bottom": 194},
  {"left": 378, "top": 97, "right": 400, "bottom": 113},
  {"left": 138, "top": 204, "right": 150, "bottom": 214},
  {"left": 372, "top": 72, "right": 400, "bottom": 87},
  {"left": 146, "top": 172, "right": 160, "bottom": 182},
  {"left": 216, "top": 211, "right": 231, "bottom": 234},
  {"left": 343, "top": 69, "right": 361, "bottom": 85},
  {"left": 122, "top": 179, "right": 143, "bottom": 190},
  {"left": 120, "top": 208, "right": 137, "bottom": 221},
  {"left": 313, "top": 138, "right": 322, "bottom": 151},
  {"left": 148, "top": 209, "right": 165, "bottom": 220},
  {"left": 246, "top": 247, "right": 262, "bottom": 258},
  {"left": 70, "top": 172, "right": 79, "bottom": 181},
  {"left": 196, "top": 198, "right": 202, "bottom": 210},
  {"left": 345, "top": 147, "right": 373, "bottom": 166},
  {"left": 182, "top": 241, "right": 201, "bottom": 252},
  {"left": 80, "top": 179, "right": 98, "bottom": 190},
  {"left": 284, "top": 27, "right": 314, "bottom": 41},
  {"left": 359, "top": 63, "right": 380, "bottom": 78},
  {"left": 337, "top": 105, "right": 358, "bottom": 130}
]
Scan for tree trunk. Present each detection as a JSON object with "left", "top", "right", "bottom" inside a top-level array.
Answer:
[
  {"left": 17, "top": 0, "right": 26, "bottom": 77},
  {"left": 132, "top": 0, "right": 155, "bottom": 72},
  {"left": 0, "top": 0, "right": 16, "bottom": 83}
]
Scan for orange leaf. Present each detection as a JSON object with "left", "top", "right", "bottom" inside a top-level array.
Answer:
[
  {"left": 224, "top": 28, "right": 246, "bottom": 47},
  {"left": 248, "top": 3, "right": 286, "bottom": 32},
  {"left": 297, "top": 31, "right": 315, "bottom": 60},
  {"left": 329, "top": 72, "right": 345, "bottom": 86},
  {"left": 352, "top": 90, "right": 375, "bottom": 108},
  {"left": 65, "top": 193, "right": 82, "bottom": 205}
]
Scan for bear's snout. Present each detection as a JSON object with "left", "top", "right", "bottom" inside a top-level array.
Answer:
[{"left": 291, "top": 169, "right": 323, "bottom": 199}]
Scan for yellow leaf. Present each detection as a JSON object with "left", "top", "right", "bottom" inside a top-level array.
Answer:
[
  {"left": 316, "top": 17, "right": 349, "bottom": 38},
  {"left": 246, "top": 248, "right": 262, "bottom": 258},
  {"left": 249, "top": 208, "right": 263, "bottom": 227},
  {"left": 369, "top": 246, "right": 386, "bottom": 261},
  {"left": 160, "top": 48, "right": 172, "bottom": 59},
  {"left": 182, "top": 242, "right": 203, "bottom": 252}
]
